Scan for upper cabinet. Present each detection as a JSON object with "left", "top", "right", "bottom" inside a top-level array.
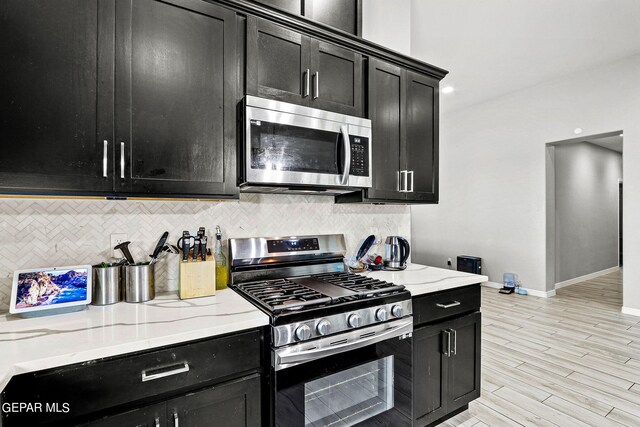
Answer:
[
  {"left": 246, "top": 17, "right": 363, "bottom": 116},
  {"left": 0, "top": 0, "right": 238, "bottom": 198},
  {"left": 115, "top": 0, "right": 238, "bottom": 197},
  {"left": 336, "top": 58, "right": 440, "bottom": 204},
  {"left": 0, "top": 0, "right": 112, "bottom": 195},
  {"left": 253, "top": 0, "right": 362, "bottom": 36}
]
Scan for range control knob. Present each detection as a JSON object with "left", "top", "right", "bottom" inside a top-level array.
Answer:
[
  {"left": 316, "top": 319, "right": 332, "bottom": 336},
  {"left": 375, "top": 308, "right": 388, "bottom": 321},
  {"left": 295, "top": 324, "right": 312, "bottom": 341},
  {"left": 348, "top": 313, "right": 362, "bottom": 328},
  {"left": 391, "top": 305, "right": 404, "bottom": 318}
]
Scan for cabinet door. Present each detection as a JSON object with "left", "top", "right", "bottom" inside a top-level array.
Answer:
[
  {"left": 309, "top": 40, "right": 363, "bottom": 116},
  {"left": 115, "top": 0, "right": 237, "bottom": 197},
  {"left": 167, "top": 374, "right": 262, "bottom": 427},
  {"left": 304, "top": 0, "right": 361, "bottom": 36},
  {"left": 448, "top": 312, "right": 481, "bottom": 412},
  {"left": 253, "top": 0, "right": 302, "bottom": 15},
  {"left": 0, "top": 0, "right": 114, "bottom": 195},
  {"left": 83, "top": 402, "right": 165, "bottom": 427},
  {"left": 403, "top": 70, "right": 439, "bottom": 203},
  {"left": 364, "top": 58, "right": 404, "bottom": 201},
  {"left": 413, "top": 322, "right": 449, "bottom": 426},
  {"left": 246, "top": 17, "right": 311, "bottom": 106}
]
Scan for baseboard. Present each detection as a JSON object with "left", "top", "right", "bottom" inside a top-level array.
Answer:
[
  {"left": 554, "top": 266, "right": 620, "bottom": 290},
  {"left": 482, "top": 281, "right": 555, "bottom": 298},
  {"left": 622, "top": 306, "right": 640, "bottom": 317}
]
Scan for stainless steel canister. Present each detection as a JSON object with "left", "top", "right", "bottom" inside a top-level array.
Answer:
[
  {"left": 92, "top": 264, "right": 124, "bottom": 305},
  {"left": 124, "top": 262, "right": 155, "bottom": 303}
]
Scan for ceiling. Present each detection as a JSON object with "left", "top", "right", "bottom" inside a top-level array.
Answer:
[
  {"left": 585, "top": 134, "right": 623, "bottom": 153},
  {"left": 410, "top": 0, "right": 640, "bottom": 114}
]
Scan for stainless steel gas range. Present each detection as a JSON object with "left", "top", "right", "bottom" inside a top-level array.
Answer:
[{"left": 229, "top": 234, "right": 413, "bottom": 427}]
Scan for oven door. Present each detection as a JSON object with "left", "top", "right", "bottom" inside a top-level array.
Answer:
[
  {"left": 244, "top": 105, "right": 370, "bottom": 189},
  {"left": 273, "top": 323, "right": 412, "bottom": 426}
]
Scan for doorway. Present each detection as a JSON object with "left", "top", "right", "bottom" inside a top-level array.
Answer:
[{"left": 545, "top": 131, "right": 623, "bottom": 302}]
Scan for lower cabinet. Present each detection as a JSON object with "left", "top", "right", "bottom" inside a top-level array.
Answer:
[
  {"left": 86, "top": 375, "right": 261, "bottom": 427},
  {"left": 1, "top": 328, "right": 264, "bottom": 427},
  {"left": 413, "top": 291, "right": 481, "bottom": 426}
]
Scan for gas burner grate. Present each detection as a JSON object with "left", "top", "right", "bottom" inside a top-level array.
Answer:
[
  {"left": 312, "top": 272, "right": 406, "bottom": 297},
  {"left": 238, "top": 278, "right": 332, "bottom": 312}
]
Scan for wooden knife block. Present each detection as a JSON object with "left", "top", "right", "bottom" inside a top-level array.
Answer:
[{"left": 179, "top": 257, "right": 216, "bottom": 299}]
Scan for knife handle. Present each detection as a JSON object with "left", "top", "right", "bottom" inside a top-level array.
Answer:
[{"left": 192, "top": 239, "right": 200, "bottom": 261}]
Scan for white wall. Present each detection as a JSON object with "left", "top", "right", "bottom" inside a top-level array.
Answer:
[
  {"left": 362, "top": 0, "right": 411, "bottom": 55},
  {"left": 411, "top": 53, "right": 640, "bottom": 310},
  {"left": 554, "top": 143, "right": 622, "bottom": 282}
]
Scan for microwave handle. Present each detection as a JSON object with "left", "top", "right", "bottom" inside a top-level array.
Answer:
[{"left": 340, "top": 125, "right": 351, "bottom": 185}]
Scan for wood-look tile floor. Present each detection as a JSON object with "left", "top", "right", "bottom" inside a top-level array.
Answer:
[{"left": 439, "top": 270, "right": 640, "bottom": 427}]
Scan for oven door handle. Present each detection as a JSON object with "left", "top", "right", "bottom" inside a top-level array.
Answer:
[
  {"left": 339, "top": 125, "right": 351, "bottom": 186},
  {"left": 274, "top": 318, "right": 413, "bottom": 370}
]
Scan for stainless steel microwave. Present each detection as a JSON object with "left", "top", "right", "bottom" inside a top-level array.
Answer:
[{"left": 240, "top": 96, "right": 372, "bottom": 194}]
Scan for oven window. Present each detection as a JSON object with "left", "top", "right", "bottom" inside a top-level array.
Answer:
[
  {"left": 250, "top": 122, "right": 340, "bottom": 174},
  {"left": 304, "top": 356, "right": 394, "bottom": 426}
]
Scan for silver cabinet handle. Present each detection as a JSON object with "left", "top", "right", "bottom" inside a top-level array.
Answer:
[
  {"left": 443, "top": 329, "right": 451, "bottom": 357},
  {"left": 313, "top": 71, "right": 319, "bottom": 99},
  {"left": 436, "top": 301, "right": 461, "bottom": 309},
  {"left": 103, "top": 140, "right": 108, "bottom": 178},
  {"left": 120, "top": 142, "right": 125, "bottom": 179},
  {"left": 173, "top": 412, "right": 179, "bottom": 427},
  {"left": 340, "top": 125, "right": 350, "bottom": 185},
  {"left": 408, "top": 170, "right": 414, "bottom": 192},
  {"left": 451, "top": 328, "right": 457, "bottom": 355},
  {"left": 399, "top": 170, "right": 408, "bottom": 192},
  {"left": 141, "top": 362, "right": 190, "bottom": 382},
  {"left": 303, "top": 69, "right": 310, "bottom": 97}
]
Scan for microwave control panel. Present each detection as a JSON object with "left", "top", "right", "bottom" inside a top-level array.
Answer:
[{"left": 350, "top": 136, "right": 369, "bottom": 176}]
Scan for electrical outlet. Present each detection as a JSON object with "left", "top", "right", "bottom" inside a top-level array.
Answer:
[
  {"left": 447, "top": 257, "right": 452, "bottom": 269},
  {"left": 111, "top": 233, "right": 128, "bottom": 258}
]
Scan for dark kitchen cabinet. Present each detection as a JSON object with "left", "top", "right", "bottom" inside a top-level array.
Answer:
[
  {"left": 166, "top": 375, "right": 262, "bottom": 427},
  {"left": 87, "top": 375, "right": 261, "bottom": 427},
  {"left": 253, "top": 0, "right": 361, "bottom": 36},
  {"left": 246, "top": 17, "right": 363, "bottom": 116},
  {"left": 412, "top": 288, "right": 481, "bottom": 427},
  {"left": 0, "top": 0, "right": 238, "bottom": 199},
  {"left": 253, "top": 0, "right": 302, "bottom": 15},
  {"left": 304, "top": 0, "right": 361, "bottom": 36},
  {"left": 82, "top": 402, "right": 166, "bottom": 427},
  {"left": 336, "top": 58, "right": 440, "bottom": 204},
  {"left": 2, "top": 329, "right": 264, "bottom": 426},
  {"left": 0, "top": 0, "right": 112, "bottom": 195},
  {"left": 414, "top": 313, "right": 481, "bottom": 426},
  {"left": 115, "top": 0, "right": 238, "bottom": 197}
]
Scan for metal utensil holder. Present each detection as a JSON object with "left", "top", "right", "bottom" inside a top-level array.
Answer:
[
  {"left": 92, "top": 264, "right": 125, "bottom": 306},
  {"left": 125, "top": 262, "right": 155, "bottom": 303}
]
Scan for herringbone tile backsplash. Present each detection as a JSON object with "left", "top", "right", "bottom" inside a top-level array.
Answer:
[{"left": 0, "top": 194, "right": 409, "bottom": 312}]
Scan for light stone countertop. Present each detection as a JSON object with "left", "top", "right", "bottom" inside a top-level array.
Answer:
[
  {"left": 361, "top": 263, "right": 488, "bottom": 296},
  {"left": 0, "top": 263, "right": 486, "bottom": 392},
  {"left": 0, "top": 288, "right": 269, "bottom": 392}
]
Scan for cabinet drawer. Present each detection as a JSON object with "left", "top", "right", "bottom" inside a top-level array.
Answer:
[
  {"left": 1, "top": 329, "right": 263, "bottom": 426},
  {"left": 413, "top": 285, "right": 480, "bottom": 327}
]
